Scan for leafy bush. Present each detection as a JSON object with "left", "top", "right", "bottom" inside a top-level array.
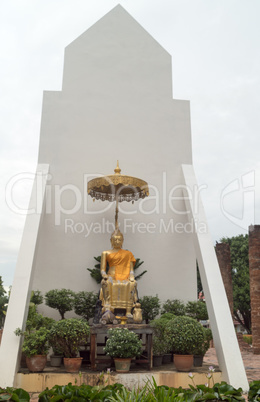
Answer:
[
  {"left": 48, "top": 318, "right": 90, "bottom": 358},
  {"left": 152, "top": 337, "right": 167, "bottom": 356},
  {"left": 139, "top": 295, "right": 160, "bottom": 323},
  {"left": 30, "top": 290, "right": 43, "bottom": 306},
  {"left": 185, "top": 300, "right": 208, "bottom": 321},
  {"left": 15, "top": 327, "right": 50, "bottom": 357},
  {"left": 74, "top": 291, "right": 98, "bottom": 321},
  {"left": 193, "top": 327, "right": 213, "bottom": 356},
  {"left": 161, "top": 299, "right": 186, "bottom": 316},
  {"left": 26, "top": 303, "right": 55, "bottom": 333},
  {"left": 164, "top": 316, "right": 205, "bottom": 355},
  {"left": 151, "top": 317, "right": 170, "bottom": 355},
  {"left": 45, "top": 289, "right": 75, "bottom": 319},
  {"left": 160, "top": 312, "right": 175, "bottom": 321},
  {"left": 104, "top": 327, "right": 142, "bottom": 358}
]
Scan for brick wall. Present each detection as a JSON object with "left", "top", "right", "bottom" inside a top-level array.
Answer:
[
  {"left": 215, "top": 242, "right": 234, "bottom": 316},
  {"left": 249, "top": 225, "right": 260, "bottom": 354}
]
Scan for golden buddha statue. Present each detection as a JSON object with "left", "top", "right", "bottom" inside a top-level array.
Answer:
[{"left": 100, "top": 229, "right": 140, "bottom": 321}]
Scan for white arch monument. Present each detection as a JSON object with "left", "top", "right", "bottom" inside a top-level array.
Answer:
[{"left": 0, "top": 5, "right": 248, "bottom": 390}]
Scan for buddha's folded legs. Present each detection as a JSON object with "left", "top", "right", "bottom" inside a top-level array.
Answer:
[{"left": 101, "top": 278, "right": 137, "bottom": 316}]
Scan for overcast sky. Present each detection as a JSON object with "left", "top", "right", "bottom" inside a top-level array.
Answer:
[{"left": 1, "top": 0, "right": 260, "bottom": 289}]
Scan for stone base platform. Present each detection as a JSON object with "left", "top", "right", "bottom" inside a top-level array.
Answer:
[{"left": 15, "top": 361, "right": 222, "bottom": 393}]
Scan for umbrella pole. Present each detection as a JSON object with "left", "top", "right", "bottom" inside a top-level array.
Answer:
[{"left": 115, "top": 194, "right": 119, "bottom": 229}]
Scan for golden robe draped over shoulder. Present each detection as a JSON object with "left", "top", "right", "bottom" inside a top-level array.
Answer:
[{"left": 107, "top": 249, "right": 136, "bottom": 281}]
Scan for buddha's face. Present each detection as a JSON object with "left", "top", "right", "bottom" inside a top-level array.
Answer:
[{"left": 111, "top": 234, "right": 124, "bottom": 249}]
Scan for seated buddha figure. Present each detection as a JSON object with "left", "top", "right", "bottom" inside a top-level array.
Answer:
[{"left": 100, "top": 229, "right": 138, "bottom": 318}]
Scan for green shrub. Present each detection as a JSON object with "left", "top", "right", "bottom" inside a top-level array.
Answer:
[
  {"left": 161, "top": 299, "right": 186, "bottom": 316},
  {"left": 104, "top": 327, "right": 142, "bottom": 358},
  {"left": 48, "top": 318, "right": 90, "bottom": 358},
  {"left": 74, "top": 291, "right": 98, "bottom": 321},
  {"left": 45, "top": 289, "right": 75, "bottom": 319},
  {"left": 164, "top": 316, "right": 205, "bottom": 355},
  {"left": 139, "top": 295, "right": 160, "bottom": 323},
  {"left": 26, "top": 303, "right": 55, "bottom": 332},
  {"left": 30, "top": 290, "right": 43, "bottom": 306},
  {"left": 185, "top": 300, "right": 208, "bottom": 321},
  {"left": 15, "top": 327, "right": 50, "bottom": 357},
  {"left": 150, "top": 318, "right": 169, "bottom": 355},
  {"left": 193, "top": 327, "right": 213, "bottom": 356},
  {"left": 160, "top": 312, "right": 175, "bottom": 321}
]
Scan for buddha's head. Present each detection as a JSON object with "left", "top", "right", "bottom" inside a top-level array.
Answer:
[{"left": 110, "top": 229, "right": 124, "bottom": 249}]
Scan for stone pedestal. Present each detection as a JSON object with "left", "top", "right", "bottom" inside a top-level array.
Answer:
[{"left": 249, "top": 225, "right": 260, "bottom": 354}]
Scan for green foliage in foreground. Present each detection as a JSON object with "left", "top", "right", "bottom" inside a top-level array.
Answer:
[
  {"left": 0, "top": 387, "right": 30, "bottom": 401},
  {"left": 38, "top": 382, "right": 124, "bottom": 402},
  {"left": 248, "top": 380, "right": 260, "bottom": 401},
  {"left": 2, "top": 378, "right": 260, "bottom": 401},
  {"left": 37, "top": 378, "right": 247, "bottom": 401}
]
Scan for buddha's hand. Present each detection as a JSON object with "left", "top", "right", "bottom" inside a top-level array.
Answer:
[{"left": 101, "top": 270, "right": 108, "bottom": 280}]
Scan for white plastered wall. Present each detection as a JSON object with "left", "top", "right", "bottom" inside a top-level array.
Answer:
[{"left": 32, "top": 5, "right": 196, "bottom": 317}]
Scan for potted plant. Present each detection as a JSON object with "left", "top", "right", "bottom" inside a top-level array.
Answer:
[
  {"left": 193, "top": 327, "right": 213, "bottom": 366},
  {"left": 164, "top": 316, "right": 204, "bottom": 371},
  {"left": 45, "top": 289, "right": 75, "bottom": 319},
  {"left": 150, "top": 318, "right": 169, "bottom": 366},
  {"left": 138, "top": 295, "right": 160, "bottom": 324},
  {"left": 48, "top": 318, "right": 90, "bottom": 372},
  {"left": 104, "top": 327, "right": 142, "bottom": 372},
  {"left": 158, "top": 314, "right": 176, "bottom": 363},
  {"left": 48, "top": 333, "right": 64, "bottom": 368},
  {"left": 152, "top": 337, "right": 165, "bottom": 367},
  {"left": 15, "top": 327, "right": 50, "bottom": 372},
  {"left": 161, "top": 299, "right": 186, "bottom": 316},
  {"left": 74, "top": 291, "right": 99, "bottom": 322},
  {"left": 185, "top": 300, "right": 208, "bottom": 321}
]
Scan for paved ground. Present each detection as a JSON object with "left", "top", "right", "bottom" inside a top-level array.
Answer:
[{"left": 204, "top": 346, "right": 260, "bottom": 383}]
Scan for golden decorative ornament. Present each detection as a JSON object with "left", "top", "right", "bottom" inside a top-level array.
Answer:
[{"left": 87, "top": 161, "right": 149, "bottom": 228}]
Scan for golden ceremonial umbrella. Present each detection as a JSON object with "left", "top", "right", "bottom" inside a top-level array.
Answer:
[{"left": 87, "top": 161, "right": 149, "bottom": 229}]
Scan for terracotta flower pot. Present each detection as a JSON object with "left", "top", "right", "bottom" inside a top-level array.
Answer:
[
  {"left": 174, "top": 354, "right": 193, "bottom": 372},
  {"left": 114, "top": 357, "right": 132, "bottom": 373},
  {"left": 26, "top": 355, "right": 47, "bottom": 372},
  {"left": 63, "top": 357, "right": 83, "bottom": 373}
]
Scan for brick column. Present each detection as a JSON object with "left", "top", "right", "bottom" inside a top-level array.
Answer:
[
  {"left": 215, "top": 242, "right": 234, "bottom": 316},
  {"left": 249, "top": 225, "right": 260, "bottom": 354}
]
